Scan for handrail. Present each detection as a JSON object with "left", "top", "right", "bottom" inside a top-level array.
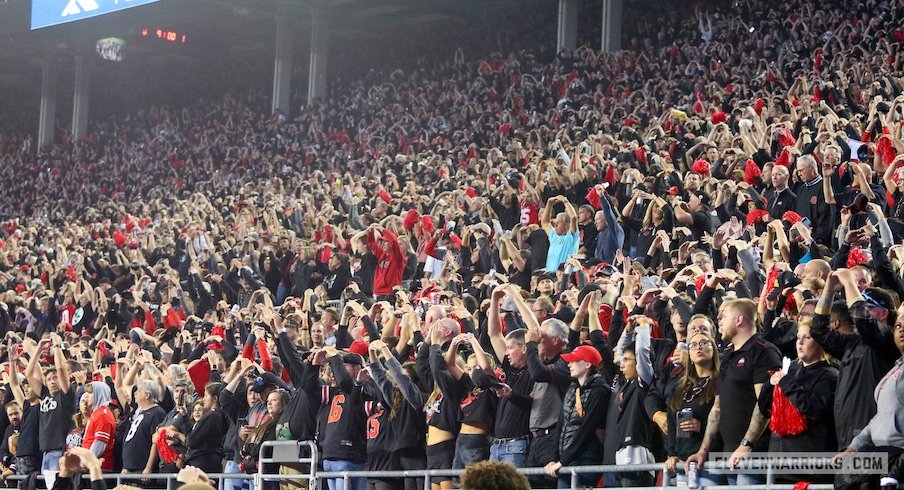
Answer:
[{"left": 0, "top": 456, "right": 839, "bottom": 490}]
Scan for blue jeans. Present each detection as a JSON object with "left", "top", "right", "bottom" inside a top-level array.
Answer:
[
  {"left": 322, "top": 459, "right": 366, "bottom": 490},
  {"left": 674, "top": 468, "right": 725, "bottom": 487},
  {"left": 452, "top": 434, "right": 491, "bottom": 470},
  {"left": 490, "top": 437, "right": 529, "bottom": 468},
  {"left": 223, "top": 460, "right": 247, "bottom": 490},
  {"left": 42, "top": 450, "right": 63, "bottom": 472},
  {"left": 727, "top": 473, "right": 766, "bottom": 485}
]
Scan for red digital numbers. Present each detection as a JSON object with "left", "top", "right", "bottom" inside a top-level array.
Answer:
[{"left": 140, "top": 28, "right": 187, "bottom": 44}]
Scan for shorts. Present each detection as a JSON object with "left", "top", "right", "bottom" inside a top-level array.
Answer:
[{"left": 425, "top": 439, "right": 455, "bottom": 483}]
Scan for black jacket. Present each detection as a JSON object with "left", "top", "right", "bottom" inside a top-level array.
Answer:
[
  {"left": 810, "top": 306, "right": 898, "bottom": 449},
  {"left": 761, "top": 360, "right": 838, "bottom": 453},
  {"left": 557, "top": 374, "right": 610, "bottom": 466}
]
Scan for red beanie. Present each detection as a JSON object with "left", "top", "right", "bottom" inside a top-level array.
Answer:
[
  {"left": 781, "top": 211, "right": 803, "bottom": 225},
  {"left": 753, "top": 98, "right": 765, "bottom": 115},
  {"left": 746, "top": 209, "right": 769, "bottom": 226},
  {"left": 349, "top": 340, "right": 370, "bottom": 357}
]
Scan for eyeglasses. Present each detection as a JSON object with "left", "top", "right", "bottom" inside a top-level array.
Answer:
[{"left": 688, "top": 340, "right": 714, "bottom": 350}]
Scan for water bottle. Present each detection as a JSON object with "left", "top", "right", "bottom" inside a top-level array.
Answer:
[{"left": 687, "top": 462, "right": 699, "bottom": 489}]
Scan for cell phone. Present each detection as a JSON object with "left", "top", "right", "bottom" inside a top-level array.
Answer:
[
  {"left": 237, "top": 417, "right": 248, "bottom": 427},
  {"left": 677, "top": 408, "right": 693, "bottom": 438}
]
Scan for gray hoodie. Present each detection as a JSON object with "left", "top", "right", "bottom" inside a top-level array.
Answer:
[{"left": 850, "top": 357, "right": 904, "bottom": 451}]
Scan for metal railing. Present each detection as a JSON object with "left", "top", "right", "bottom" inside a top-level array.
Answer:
[{"left": 1, "top": 455, "right": 840, "bottom": 490}]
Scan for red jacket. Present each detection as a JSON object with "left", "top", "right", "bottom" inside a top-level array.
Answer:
[{"left": 368, "top": 229, "right": 407, "bottom": 296}]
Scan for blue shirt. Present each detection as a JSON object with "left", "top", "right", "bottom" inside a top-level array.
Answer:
[{"left": 546, "top": 229, "right": 579, "bottom": 272}]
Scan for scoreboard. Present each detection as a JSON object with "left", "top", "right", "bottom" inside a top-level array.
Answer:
[{"left": 32, "top": 0, "right": 159, "bottom": 30}]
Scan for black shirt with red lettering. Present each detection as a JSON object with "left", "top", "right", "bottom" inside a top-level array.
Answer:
[
  {"left": 320, "top": 355, "right": 376, "bottom": 463},
  {"left": 456, "top": 374, "right": 497, "bottom": 427}
]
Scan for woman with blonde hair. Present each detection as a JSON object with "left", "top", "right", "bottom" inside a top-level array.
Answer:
[{"left": 761, "top": 322, "right": 838, "bottom": 483}]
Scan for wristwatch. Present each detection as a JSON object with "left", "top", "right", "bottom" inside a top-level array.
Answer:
[{"left": 739, "top": 438, "right": 753, "bottom": 448}]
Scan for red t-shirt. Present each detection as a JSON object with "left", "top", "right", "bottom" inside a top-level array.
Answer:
[{"left": 82, "top": 406, "right": 115, "bottom": 470}]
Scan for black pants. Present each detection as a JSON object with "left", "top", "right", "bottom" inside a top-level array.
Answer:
[
  {"left": 526, "top": 432, "right": 558, "bottom": 489},
  {"left": 399, "top": 447, "right": 427, "bottom": 490}
]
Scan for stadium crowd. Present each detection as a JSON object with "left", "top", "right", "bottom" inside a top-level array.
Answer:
[{"left": 0, "top": 0, "right": 903, "bottom": 488}]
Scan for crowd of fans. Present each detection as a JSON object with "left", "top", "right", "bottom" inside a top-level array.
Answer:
[{"left": 0, "top": 0, "right": 903, "bottom": 488}]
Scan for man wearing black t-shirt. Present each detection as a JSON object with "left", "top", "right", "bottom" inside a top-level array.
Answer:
[
  {"left": 487, "top": 288, "right": 534, "bottom": 468},
  {"left": 123, "top": 380, "right": 167, "bottom": 473},
  {"left": 26, "top": 337, "right": 76, "bottom": 473},
  {"left": 686, "top": 299, "right": 781, "bottom": 485},
  {"left": 675, "top": 193, "right": 713, "bottom": 240},
  {"left": 0, "top": 401, "right": 20, "bottom": 473}
]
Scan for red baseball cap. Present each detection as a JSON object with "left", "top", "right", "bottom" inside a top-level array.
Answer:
[{"left": 561, "top": 345, "right": 602, "bottom": 367}]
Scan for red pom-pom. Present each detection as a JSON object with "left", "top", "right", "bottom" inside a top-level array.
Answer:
[
  {"left": 378, "top": 190, "right": 392, "bottom": 203},
  {"left": 775, "top": 149, "right": 791, "bottom": 168},
  {"left": 420, "top": 216, "right": 435, "bottom": 234},
  {"left": 465, "top": 186, "right": 477, "bottom": 199},
  {"left": 586, "top": 187, "right": 602, "bottom": 209},
  {"left": 691, "top": 159, "right": 710, "bottom": 175},
  {"left": 770, "top": 384, "right": 808, "bottom": 437},
  {"left": 403, "top": 209, "right": 420, "bottom": 231},
  {"left": 744, "top": 159, "right": 762, "bottom": 185},
  {"left": 847, "top": 248, "right": 868, "bottom": 268},
  {"left": 635, "top": 147, "right": 648, "bottom": 165},
  {"left": 710, "top": 111, "right": 728, "bottom": 124},
  {"left": 112, "top": 230, "right": 127, "bottom": 248}
]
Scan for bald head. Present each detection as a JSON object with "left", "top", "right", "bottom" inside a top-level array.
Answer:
[
  {"left": 435, "top": 318, "right": 461, "bottom": 343},
  {"left": 803, "top": 259, "right": 831, "bottom": 281}
]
